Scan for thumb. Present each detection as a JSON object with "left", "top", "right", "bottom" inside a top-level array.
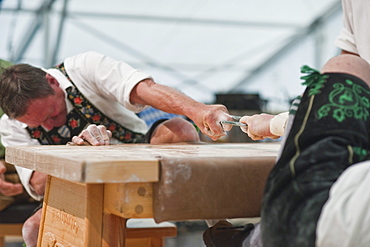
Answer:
[{"left": 239, "top": 116, "right": 249, "bottom": 134}]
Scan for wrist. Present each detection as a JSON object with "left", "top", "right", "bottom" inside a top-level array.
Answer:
[{"left": 269, "top": 112, "right": 289, "bottom": 136}]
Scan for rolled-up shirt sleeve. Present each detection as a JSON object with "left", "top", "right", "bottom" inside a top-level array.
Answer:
[
  {"left": 335, "top": 28, "right": 358, "bottom": 55},
  {"left": 270, "top": 112, "right": 289, "bottom": 137},
  {"left": 334, "top": 0, "right": 357, "bottom": 54}
]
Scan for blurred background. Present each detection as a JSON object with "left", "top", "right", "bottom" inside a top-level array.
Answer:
[{"left": 0, "top": 0, "right": 342, "bottom": 114}]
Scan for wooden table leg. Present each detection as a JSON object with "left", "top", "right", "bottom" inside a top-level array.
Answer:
[
  {"left": 102, "top": 214, "right": 127, "bottom": 247},
  {"left": 38, "top": 176, "right": 104, "bottom": 247}
]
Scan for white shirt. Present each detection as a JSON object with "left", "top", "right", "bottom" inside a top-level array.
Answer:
[
  {"left": 335, "top": 0, "right": 370, "bottom": 63},
  {"left": 0, "top": 51, "right": 151, "bottom": 200},
  {"left": 316, "top": 160, "right": 370, "bottom": 247}
]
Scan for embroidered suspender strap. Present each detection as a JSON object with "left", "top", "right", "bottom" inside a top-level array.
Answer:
[
  {"left": 26, "top": 64, "right": 145, "bottom": 145},
  {"left": 26, "top": 108, "right": 92, "bottom": 145},
  {"left": 57, "top": 63, "right": 146, "bottom": 143}
]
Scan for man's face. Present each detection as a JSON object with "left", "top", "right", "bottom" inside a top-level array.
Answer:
[{"left": 16, "top": 83, "right": 67, "bottom": 130}]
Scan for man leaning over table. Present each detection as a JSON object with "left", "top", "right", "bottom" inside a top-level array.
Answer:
[{"left": 0, "top": 51, "right": 233, "bottom": 246}]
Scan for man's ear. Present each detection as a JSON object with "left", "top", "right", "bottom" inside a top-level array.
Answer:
[{"left": 45, "top": 74, "right": 60, "bottom": 87}]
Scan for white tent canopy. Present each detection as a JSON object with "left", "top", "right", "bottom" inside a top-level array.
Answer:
[{"left": 0, "top": 0, "right": 342, "bottom": 112}]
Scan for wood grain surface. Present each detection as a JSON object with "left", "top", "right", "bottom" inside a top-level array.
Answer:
[{"left": 6, "top": 143, "right": 280, "bottom": 183}]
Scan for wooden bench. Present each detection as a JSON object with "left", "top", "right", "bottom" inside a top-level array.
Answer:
[{"left": 126, "top": 219, "right": 177, "bottom": 247}]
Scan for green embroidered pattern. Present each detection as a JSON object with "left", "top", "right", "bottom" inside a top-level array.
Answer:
[
  {"left": 300, "top": 65, "right": 329, "bottom": 96},
  {"left": 352, "top": 146, "right": 369, "bottom": 161},
  {"left": 317, "top": 79, "right": 370, "bottom": 122}
]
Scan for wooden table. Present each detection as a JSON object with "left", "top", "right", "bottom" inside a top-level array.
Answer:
[{"left": 6, "top": 143, "right": 280, "bottom": 247}]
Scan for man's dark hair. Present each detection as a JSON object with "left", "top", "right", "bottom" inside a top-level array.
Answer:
[{"left": 0, "top": 64, "right": 54, "bottom": 119}]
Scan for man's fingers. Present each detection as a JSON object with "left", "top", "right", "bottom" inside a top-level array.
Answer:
[
  {"left": 0, "top": 180, "right": 24, "bottom": 196},
  {"left": 97, "top": 125, "right": 111, "bottom": 145},
  {"left": 71, "top": 125, "right": 111, "bottom": 146},
  {"left": 240, "top": 125, "right": 248, "bottom": 134},
  {"left": 76, "top": 129, "right": 99, "bottom": 145},
  {"left": 203, "top": 125, "right": 226, "bottom": 140},
  {"left": 239, "top": 116, "right": 249, "bottom": 134},
  {"left": 71, "top": 136, "right": 85, "bottom": 145},
  {"left": 0, "top": 162, "right": 23, "bottom": 196},
  {"left": 78, "top": 127, "right": 100, "bottom": 146},
  {"left": 86, "top": 125, "right": 104, "bottom": 145}
]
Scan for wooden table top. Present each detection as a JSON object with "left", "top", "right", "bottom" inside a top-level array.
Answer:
[{"left": 6, "top": 142, "right": 280, "bottom": 183}]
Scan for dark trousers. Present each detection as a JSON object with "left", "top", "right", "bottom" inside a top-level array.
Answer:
[{"left": 261, "top": 72, "right": 370, "bottom": 247}]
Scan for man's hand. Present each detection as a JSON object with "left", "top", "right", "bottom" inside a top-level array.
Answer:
[
  {"left": 71, "top": 124, "right": 112, "bottom": 146},
  {"left": 0, "top": 160, "right": 24, "bottom": 196},
  {"left": 193, "top": 104, "right": 233, "bottom": 141},
  {"left": 240, "top": 114, "right": 280, "bottom": 140}
]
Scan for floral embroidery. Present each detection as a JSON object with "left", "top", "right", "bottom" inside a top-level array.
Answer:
[
  {"left": 33, "top": 130, "right": 42, "bottom": 139},
  {"left": 52, "top": 136, "right": 61, "bottom": 143},
  {"left": 74, "top": 97, "right": 83, "bottom": 105},
  {"left": 108, "top": 124, "right": 116, "bottom": 131},
  {"left": 27, "top": 109, "right": 84, "bottom": 145},
  {"left": 57, "top": 63, "right": 145, "bottom": 143},
  {"left": 317, "top": 79, "right": 370, "bottom": 122},
  {"left": 69, "top": 118, "right": 80, "bottom": 129},
  {"left": 92, "top": 114, "right": 101, "bottom": 121},
  {"left": 125, "top": 133, "right": 132, "bottom": 139},
  {"left": 299, "top": 65, "right": 370, "bottom": 123}
]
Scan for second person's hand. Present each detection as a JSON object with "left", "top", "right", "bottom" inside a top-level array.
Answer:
[{"left": 240, "top": 114, "right": 280, "bottom": 140}]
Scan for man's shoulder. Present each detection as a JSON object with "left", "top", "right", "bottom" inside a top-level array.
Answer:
[{"left": 64, "top": 51, "right": 106, "bottom": 73}]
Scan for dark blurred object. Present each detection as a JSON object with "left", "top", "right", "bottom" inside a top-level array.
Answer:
[
  {"left": 0, "top": 202, "right": 40, "bottom": 247},
  {"left": 0, "top": 202, "right": 39, "bottom": 224},
  {"left": 215, "top": 93, "right": 267, "bottom": 111}
]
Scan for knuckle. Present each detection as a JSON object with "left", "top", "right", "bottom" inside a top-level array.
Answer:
[
  {"left": 81, "top": 129, "right": 89, "bottom": 136},
  {"left": 87, "top": 124, "right": 97, "bottom": 131}
]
